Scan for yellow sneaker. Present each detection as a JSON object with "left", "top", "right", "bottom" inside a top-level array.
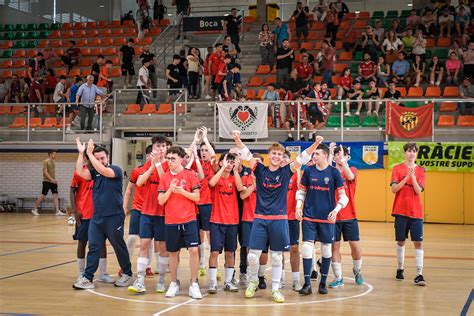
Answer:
[
  {"left": 199, "top": 267, "right": 206, "bottom": 277},
  {"left": 270, "top": 290, "right": 285, "bottom": 303},
  {"left": 216, "top": 270, "right": 222, "bottom": 281},
  {"left": 245, "top": 280, "right": 258, "bottom": 299}
]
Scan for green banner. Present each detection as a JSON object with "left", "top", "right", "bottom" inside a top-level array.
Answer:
[{"left": 388, "top": 142, "right": 474, "bottom": 172}]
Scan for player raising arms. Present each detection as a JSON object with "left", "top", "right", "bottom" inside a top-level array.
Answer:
[
  {"left": 232, "top": 130, "right": 323, "bottom": 303},
  {"left": 158, "top": 146, "right": 202, "bottom": 299},
  {"left": 329, "top": 145, "right": 364, "bottom": 289},
  {"left": 296, "top": 143, "right": 348, "bottom": 295},
  {"left": 390, "top": 142, "right": 426, "bottom": 286}
]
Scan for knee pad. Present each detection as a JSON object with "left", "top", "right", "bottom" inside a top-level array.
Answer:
[
  {"left": 301, "top": 242, "right": 314, "bottom": 259},
  {"left": 321, "top": 243, "right": 332, "bottom": 258},
  {"left": 271, "top": 251, "right": 282, "bottom": 267},
  {"left": 248, "top": 249, "right": 262, "bottom": 266}
]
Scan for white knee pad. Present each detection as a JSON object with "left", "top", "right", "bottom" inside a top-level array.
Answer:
[
  {"left": 321, "top": 243, "right": 332, "bottom": 258},
  {"left": 301, "top": 242, "right": 314, "bottom": 259},
  {"left": 248, "top": 249, "right": 262, "bottom": 266},
  {"left": 271, "top": 251, "right": 283, "bottom": 267}
]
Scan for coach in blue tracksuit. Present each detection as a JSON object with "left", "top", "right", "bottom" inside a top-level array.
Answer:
[{"left": 73, "top": 138, "right": 133, "bottom": 290}]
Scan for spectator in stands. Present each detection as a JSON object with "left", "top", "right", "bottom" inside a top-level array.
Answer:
[
  {"left": 412, "top": 28, "right": 427, "bottom": 61},
  {"left": 445, "top": 51, "right": 463, "bottom": 85},
  {"left": 391, "top": 19, "right": 406, "bottom": 37},
  {"left": 462, "top": 18, "right": 474, "bottom": 47},
  {"left": 41, "top": 45, "right": 58, "bottom": 70},
  {"left": 359, "top": 25, "right": 380, "bottom": 60},
  {"left": 98, "top": 60, "right": 114, "bottom": 93},
  {"left": 365, "top": 79, "right": 381, "bottom": 116},
  {"left": 449, "top": 40, "right": 465, "bottom": 58},
  {"left": 420, "top": 8, "right": 437, "bottom": 36},
  {"left": 276, "top": 39, "right": 295, "bottom": 88},
  {"left": 337, "top": 67, "right": 353, "bottom": 99},
  {"left": 61, "top": 41, "right": 81, "bottom": 73},
  {"left": 223, "top": 63, "right": 241, "bottom": 101},
  {"left": 214, "top": 54, "right": 231, "bottom": 98},
  {"left": 121, "top": 10, "right": 136, "bottom": 25},
  {"left": 224, "top": 8, "right": 242, "bottom": 54},
  {"left": 320, "top": 40, "right": 335, "bottom": 87},
  {"left": 305, "top": 82, "right": 328, "bottom": 134},
  {"left": 259, "top": 24, "right": 274, "bottom": 69},
  {"left": 463, "top": 41, "right": 474, "bottom": 76},
  {"left": 30, "top": 73, "right": 45, "bottom": 116},
  {"left": 66, "top": 76, "right": 83, "bottom": 132},
  {"left": 296, "top": 54, "right": 313, "bottom": 84},
  {"left": 262, "top": 83, "right": 280, "bottom": 126},
  {"left": 187, "top": 47, "right": 200, "bottom": 99},
  {"left": 342, "top": 23, "right": 357, "bottom": 52},
  {"left": 440, "top": 0, "right": 457, "bottom": 16},
  {"left": 439, "top": 8, "right": 455, "bottom": 37},
  {"left": 325, "top": 3, "right": 340, "bottom": 42},
  {"left": 53, "top": 75, "right": 67, "bottom": 104},
  {"left": 344, "top": 79, "right": 364, "bottom": 116},
  {"left": 291, "top": 1, "right": 310, "bottom": 47},
  {"left": 153, "top": 0, "right": 166, "bottom": 23},
  {"left": 44, "top": 69, "right": 57, "bottom": 104},
  {"left": 287, "top": 69, "right": 305, "bottom": 93},
  {"left": 429, "top": 55, "right": 445, "bottom": 86},
  {"left": 285, "top": 94, "right": 307, "bottom": 141},
  {"left": 312, "top": 0, "right": 328, "bottom": 22},
  {"left": 137, "top": 58, "right": 151, "bottom": 106},
  {"left": 28, "top": 52, "right": 45, "bottom": 81},
  {"left": 209, "top": 43, "right": 224, "bottom": 100},
  {"left": 358, "top": 53, "right": 377, "bottom": 84},
  {"left": 91, "top": 55, "right": 104, "bottom": 85},
  {"left": 223, "top": 35, "right": 238, "bottom": 62},
  {"left": 140, "top": 46, "right": 157, "bottom": 97},
  {"left": 383, "top": 81, "right": 402, "bottom": 105},
  {"left": 299, "top": 48, "right": 316, "bottom": 73},
  {"left": 334, "top": 0, "right": 349, "bottom": 20},
  {"left": 119, "top": 39, "right": 136, "bottom": 89},
  {"left": 411, "top": 54, "right": 426, "bottom": 87},
  {"left": 376, "top": 55, "right": 391, "bottom": 87},
  {"left": 20, "top": 78, "right": 29, "bottom": 103},
  {"left": 402, "top": 28, "right": 416, "bottom": 58},
  {"left": 136, "top": 3, "right": 151, "bottom": 39},
  {"left": 178, "top": 49, "right": 188, "bottom": 88},
  {"left": 76, "top": 75, "right": 105, "bottom": 131},
  {"left": 165, "top": 55, "right": 181, "bottom": 103},
  {"left": 232, "top": 81, "right": 247, "bottom": 101},
  {"left": 406, "top": 9, "right": 421, "bottom": 30},
  {"left": 5, "top": 74, "right": 20, "bottom": 103},
  {"left": 391, "top": 52, "right": 411, "bottom": 86},
  {"left": 373, "top": 20, "right": 385, "bottom": 43},
  {"left": 455, "top": 6, "right": 470, "bottom": 36},
  {"left": 382, "top": 30, "right": 404, "bottom": 64},
  {"left": 0, "top": 79, "right": 6, "bottom": 103},
  {"left": 459, "top": 77, "right": 474, "bottom": 114},
  {"left": 203, "top": 46, "right": 213, "bottom": 99},
  {"left": 174, "top": 0, "right": 191, "bottom": 40},
  {"left": 273, "top": 17, "right": 291, "bottom": 48}
]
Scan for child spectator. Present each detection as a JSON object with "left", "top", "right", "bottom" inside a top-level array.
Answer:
[
  {"left": 429, "top": 55, "right": 444, "bottom": 86},
  {"left": 411, "top": 55, "right": 426, "bottom": 87},
  {"left": 445, "top": 52, "right": 463, "bottom": 86},
  {"left": 337, "top": 68, "right": 353, "bottom": 99},
  {"left": 344, "top": 79, "right": 364, "bottom": 116},
  {"left": 97, "top": 60, "right": 114, "bottom": 93}
]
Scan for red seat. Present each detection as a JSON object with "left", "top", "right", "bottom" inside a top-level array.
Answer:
[
  {"left": 97, "top": 21, "right": 108, "bottom": 28},
  {"left": 1, "top": 70, "right": 12, "bottom": 79},
  {"left": 157, "top": 103, "right": 172, "bottom": 114},
  {"left": 13, "top": 50, "right": 26, "bottom": 58},
  {"left": 68, "top": 68, "right": 81, "bottom": 78},
  {"left": 437, "top": 115, "right": 455, "bottom": 127},
  {"left": 90, "top": 48, "right": 103, "bottom": 56},
  {"left": 407, "top": 87, "right": 423, "bottom": 97},
  {"left": 50, "top": 39, "right": 62, "bottom": 48},
  {"left": 396, "top": 87, "right": 407, "bottom": 97},
  {"left": 0, "top": 105, "right": 11, "bottom": 115},
  {"left": 10, "top": 106, "right": 25, "bottom": 114},
  {"left": 49, "top": 30, "right": 61, "bottom": 38},
  {"left": 425, "top": 86, "right": 441, "bottom": 97},
  {"left": 0, "top": 60, "right": 13, "bottom": 68},
  {"left": 247, "top": 76, "right": 263, "bottom": 87},
  {"left": 246, "top": 90, "right": 256, "bottom": 100},
  {"left": 140, "top": 104, "right": 157, "bottom": 114},
  {"left": 439, "top": 102, "right": 457, "bottom": 112},
  {"left": 15, "top": 70, "right": 26, "bottom": 78},
  {"left": 113, "top": 38, "right": 126, "bottom": 46},
  {"left": 123, "top": 28, "right": 136, "bottom": 36},
  {"left": 124, "top": 104, "right": 141, "bottom": 114},
  {"left": 60, "top": 30, "right": 73, "bottom": 38},
  {"left": 109, "top": 21, "right": 121, "bottom": 28},
  {"left": 88, "top": 38, "right": 101, "bottom": 46},
  {"left": 334, "top": 64, "right": 346, "bottom": 73},
  {"left": 53, "top": 48, "right": 64, "bottom": 57},
  {"left": 300, "top": 42, "right": 313, "bottom": 50},
  {"left": 85, "top": 29, "right": 98, "bottom": 37},
  {"left": 77, "top": 39, "right": 88, "bottom": 47},
  {"left": 457, "top": 115, "right": 474, "bottom": 127},
  {"left": 443, "top": 86, "right": 459, "bottom": 97},
  {"left": 339, "top": 51, "right": 353, "bottom": 61},
  {"left": 12, "top": 60, "right": 26, "bottom": 68},
  {"left": 56, "top": 68, "right": 67, "bottom": 77},
  {"left": 122, "top": 20, "right": 134, "bottom": 27},
  {"left": 9, "top": 117, "right": 27, "bottom": 128},
  {"left": 72, "top": 22, "right": 85, "bottom": 30},
  {"left": 73, "top": 30, "right": 85, "bottom": 38},
  {"left": 86, "top": 22, "right": 97, "bottom": 28},
  {"left": 40, "top": 117, "right": 57, "bottom": 128},
  {"left": 137, "top": 37, "right": 153, "bottom": 45},
  {"left": 37, "top": 40, "right": 49, "bottom": 48},
  {"left": 109, "top": 68, "right": 121, "bottom": 77},
  {"left": 311, "top": 22, "right": 324, "bottom": 30},
  {"left": 98, "top": 29, "right": 111, "bottom": 37},
  {"left": 111, "top": 29, "right": 123, "bottom": 36},
  {"left": 101, "top": 38, "right": 113, "bottom": 46},
  {"left": 437, "top": 38, "right": 451, "bottom": 47},
  {"left": 78, "top": 58, "right": 92, "bottom": 67},
  {"left": 81, "top": 48, "right": 91, "bottom": 56},
  {"left": 263, "top": 76, "right": 276, "bottom": 87},
  {"left": 0, "top": 40, "right": 13, "bottom": 49},
  {"left": 256, "top": 65, "right": 271, "bottom": 75}
]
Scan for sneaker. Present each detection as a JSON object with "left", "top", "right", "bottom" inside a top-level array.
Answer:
[
  {"left": 300, "top": 136, "right": 306, "bottom": 141},
  {"left": 216, "top": 270, "right": 222, "bottom": 281},
  {"left": 292, "top": 280, "right": 303, "bottom": 291},
  {"left": 310, "top": 270, "right": 318, "bottom": 281},
  {"left": 128, "top": 279, "right": 146, "bottom": 294},
  {"left": 328, "top": 278, "right": 344, "bottom": 288},
  {"left": 205, "top": 95, "right": 212, "bottom": 100},
  {"left": 344, "top": 112, "right": 351, "bottom": 116},
  {"left": 354, "top": 111, "right": 360, "bottom": 116},
  {"left": 31, "top": 209, "right": 39, "bottom": 216},
  {"left": 156, "top": 280, "right": 166, "bottom": 293},
  {"left": 115, "top": 274, "right": 133, "bottom": 287},
  {"left": 118, "top": 269, "right": 123, "bottom": 277},
  {"left": 245, "top": 280, "right": 258, "bottom": 298},
  {"left": 145, "top": 267, "right": 154, "bottom": 278},
  {"left": 318, "top": 282, "right": 328, "bottom": 294},
  {"left": 258, "top": 276, "right": 267, "bottom": 289},
  {"left": 198, "top": 267, "right": 206, "bottom": 277},
  {"left": 354, "top": 269, "right": 364, "bottom": 285},
  {"left": 270, "top": 290, "right": 285, "bottom": 303},
  {"left": 224, "top": 282, "right": 238, "bottom": 292},
  {"left": 188, "top": 283, "right": 202, "bottom": 299},
  {"left": 414, "top": 275, "right": 427, "bottom": 286},
  {"left": 298, "top": 283, "right": 312, "bottom": 295},
  {"left": 286, "top": 136, "right": 295, "bottom": 142},
  {"left": 239, "top": 273, "right": 248, "bottom": 285},
  {"left": 396, "top": 269, "right": 404, "bottom": 281},
  {"left": 207, "top": 282, "right": 218, "bottom": 294},
  {"left": 97, "top": 273, "right": 115, "bottom": 284},
  {"left": 279, "top": 277, "right": 285, "bottom": 289},
  {"left": 366, "top": 111, "right": 371, "bottom": 116},
  {"left": 55, "top": 210, "right": 67, "bottom": 216},
  {"left": 165, "top": 281, "right": 180, "bottom": 298},
  {"left": 73, "top": 275, "right": 95, "bottom": 290},
  {"left": 373, "top": 111, "right": 379, "bottom": 117}
]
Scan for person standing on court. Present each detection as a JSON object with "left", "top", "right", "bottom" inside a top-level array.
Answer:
[
  {"left": 31, "top": 150, "right": 66, "bottom": 216},
  {"left": 73, "top": 138, "right": 133, "bottom": 290},
  {"left": 75, "top": 75, "right": 104, "bottom": 132}
]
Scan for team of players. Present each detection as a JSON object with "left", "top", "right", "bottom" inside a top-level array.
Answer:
[{"left": 70, "top": 130, "right": 427, "bottom": 302}]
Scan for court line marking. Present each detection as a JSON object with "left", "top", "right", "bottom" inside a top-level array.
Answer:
[
  {"left": 0, "top": 244, "right": 61, "bottom": 257},
  {"left": 461, "top": 289, "right": 474, "bottom": 316},
  {"left": 152, "top": 298, "right": 201, "bottom": 316},
  {"left": 0, "top": 259, "right": 76, "bottom": 281}
]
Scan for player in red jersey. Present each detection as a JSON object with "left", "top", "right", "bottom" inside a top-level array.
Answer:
[
  {"left": 328, "top": 145, "right": 364, "bottom": 288},
  {"left": 71, "top": 153, "right": 113, "bottom": 284},
  {"left": 209, "top": 43, "right": 224, "bottom": 99},
  {"left": 158, "top": 146, "right": 202, "bottom": 299},
  {"left": 207, "top": 153, "right": 244, "bottom": 293},
  {"left": 391, "top": 142, "right": 426, "bottom": 286}
]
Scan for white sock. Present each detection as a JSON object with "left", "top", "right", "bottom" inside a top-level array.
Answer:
[
  {"left": 331, "top": 262, "right": 342, "bottom": 279},
  {"left": 292, "top": 271, "right": 300, "bottom": 282},
  {"left": 99, "top": 258, "right": 107, "bottom": 276},
  {"left": 308, "top": 132, "right": 314, "bottom": 138},
  {"left": 225, "top": 267, "right": 234, "bottom": 283},
  {"left": 158, "top": 255, "right": 168, "bottom": 282},
  {"left": 199, "top": 244, "right": 206, "bottom": 268},
  {"left": 288, "top": 133, "right": 292, "bottom": 137},
  {"left": 126, "top": 235, "right": 138, "bottom": 259},
  {"left": 397, "top": 245, "right": 405, "bottom": 270},
  {"left": 353, "top": 259, "right": 362, "bottom": 273},
  {"left": 415, "top": 249, "right": 424, "bottom": 276},
  {"left": 258, "top": 265, "right": 266, "bottom": 277},
  {"left": 148, "top": 243, "right": 154, "bottom": 268},
  {"left": 209, "top": 267, "right": 217, "bottom": 284},
  {"left": 155, "top": 252, "right": 160, "bottom": 272},
  {"left": 137, "top": 256, "right": 149, "bottom": 277},
  {"left": 77, "top": 258, "right": 85, "bottom": 275},
  {"left": 271, "top": 265, "right": 282, "bottom": 292},
  {"left": 313, "top": 253, "right": 318, "bottom": 271}
]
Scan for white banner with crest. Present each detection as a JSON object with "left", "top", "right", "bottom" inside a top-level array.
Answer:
[{"left": 218, "top": 102, "right": 268, "bottom": 139}]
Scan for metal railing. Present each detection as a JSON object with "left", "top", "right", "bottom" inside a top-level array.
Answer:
[{"left": 150, "top": 12, "right": 182, "bottom": 66}]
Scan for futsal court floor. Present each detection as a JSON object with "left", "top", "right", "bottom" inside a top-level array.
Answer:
[{"left": 0, "top": 214, "right": 473, "bottom": 315}]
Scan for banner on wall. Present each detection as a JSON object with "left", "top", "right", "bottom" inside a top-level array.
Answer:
[
  {"left": 218, "top": 102, "right": 268, "bottom": 139},
  {"left": 183, "top": 16, "right": 224, "bottom": 32},
  {"left": 281, "top": 141, "right": 384, "bottom": 169},
  {"left": 386, "top": 102, "right": 434, "bottom": 138},
  {"left": 388, "top": 142, "right": 474, "bottom": 172}
]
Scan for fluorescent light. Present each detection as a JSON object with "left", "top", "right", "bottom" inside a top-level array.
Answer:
[
  {"left": 355, "top": 10, "right": 360, "bottom": 14},
  {"left": 99, "top": 4, "right": 104, "bottom": 8},
  {"left": 407, "top": 3, "right": 413, "bottom": 6}
]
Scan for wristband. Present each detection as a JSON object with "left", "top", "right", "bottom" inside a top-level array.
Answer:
[
  {"left": 239, "top": 146, "right": 252, "bottom": 161},
  {"left": 296, "top": 200, "right": 304, "bottom": 210}
]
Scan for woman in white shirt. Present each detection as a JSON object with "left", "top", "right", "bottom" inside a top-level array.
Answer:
[
  {"left": 187, "top": 47, "right": 200, "bottom": 99},
  {"left": 382, "top": 30, "right": 404, "bottom": 63}
]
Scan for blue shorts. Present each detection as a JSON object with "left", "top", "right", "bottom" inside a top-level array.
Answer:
[
  {"left": 249, "top": 218, "right": 290, "bottom": 252},
  {"left": 335, "top": 219, "right": 360, "bottom": 242},
  {"left": 241, "top": 221, "right": 253, "bottom": 248},
  {"left": 139, "top": 214, "right": 166, "bottom": 241},
  {"left": 394, "top": 215, "right": 423, "bottom": 242},
  {"left": 165, "top": 220, "right": 200, "bottom": 252},
  {"left": 129, "top": 209, "right": 141, "bottom": 235},
  {"left": 210, "top": 223, "right": 238, "bottom": 252},
  {"left": 288, "top": 220, "right": 301, "bottom": 245},
  {"left": 197, "top": 204, "right": 212, "bottom": 231},
  {"left": 302, "top": 220, "right": 335, "bottom": 244},
  {"left": 73, "top": 219, "right": 90, "bottom": 242}
]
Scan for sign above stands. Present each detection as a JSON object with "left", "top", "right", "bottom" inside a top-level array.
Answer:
[{"left": 183, "top": 16, "right": 224, "bottom": 32}]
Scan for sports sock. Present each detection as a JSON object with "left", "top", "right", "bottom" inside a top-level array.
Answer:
[
  {"left": 303, "top": 258, "right": 312, "bottom": 285},
  {"left": 225, "top": 267, "right": 234, "bottom": 283},
  {"left": 312, "top": 253, "right": 318, "bottom": 271},
  {"left": 148, "top": 242, "right": 154, "bottom": 268},
  {"left": 292, "top": 271, "right": 300, "bottom": 282},
  {"left": 320, "top": 257, "right": 331, "bottom": 285},
  {"left": 331, "top": 262, "right": 342, "bottom": 279},
  {"left": 271, "top": 265, "right": 282, "bottom": 292},
  {"left": 77, "top": 258, "right": 85, "bottom": 275},
  {"left": 258, "top": 265, "right": 266, "bottom": 277},
  {"left": 397, "top": 245, "right": 405, "bottom": 270},
  {"left": 209, "top": 267, "right": 217, "bottom": 284},
  {"left": 126, "top": 235, "right": 138, "bottom": 258},
  {"left": 137, "top": 256, "right": 149, "bottom": 279},
  {"left": 239, "top": 247, "right": 247, "bottom": 274},
  {"left": 199, "top": 244, "right": 206, "bottom": 268},
  {"left": 99, "top": 258, "right": 107, "bottom": 276},
  {"left": 158, "top": 255, "right": 168, "bottom": 282},
  {"left": 353, "top": 259, "right": 362, "bottom": 273},
  {"left": 415, "top": 249, "right": 424, "bottom": 276}
]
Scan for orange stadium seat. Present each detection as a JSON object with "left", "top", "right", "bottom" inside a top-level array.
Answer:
[
  {"left": 396, "top": 87, "right": 407, "bottom": 97},
  {"left": 15, "top": 70, "right": 26, "bottom": 78},
  {"left": 331, "top": 76, "right": 340, "bottom": 85},
  {"left": 60, "top": 30, "right": 73, "bottom": 38},
  {"left": 247, "top": 76, "right": 263, "bottom": 87},
  {"left": 124, "top": 104, "right": 141, "bottom": 114},
  {"left": 90, "top": 48, "right": 103, "bottom": 56},
  {"left": 123, "top": 20, "right": 134, "bottom": 27},
  {"left": 246, "top": 90, "right": 256, "bottom": 100},
  {"left": 109, "top": 21, "right": 121, "bottom": 28},
  {"left": 407, "top": 87, "right": 423, "bottom": 97},
  {"left": 53, "top": 48, "right": 64, "bottom": 57},
  {"left": 140, "top": 104, "right": 157, "bottom": 114},
  {"left": 425, "top": 86, "right": 441, "bottom": 97},
  {"left": 50, "top": 30, "right": 61, "bottom": 38},
  {"left": 9, "top": 117, "right": 27, "bottom": 128},
  {"left": 439, "top": 102, "right": 458, "bottom": 112},
  {"left": 56, "top": 68, "right": 67, "bottom": 77},
  {"left": 81, "top": 48, "right": 91, "bottom": 56},
  {"left": 147, "top": 28, "right": 161, "bottom": 36},
  {"left": 40, "top": 117, "right": 57, "bottom": 128},
  {"left": 78, "top": 58, "right": 92, "bottom": 67},
  {"left": 263, "top": 76, "right": 276, "bottom": 86},
  {"left": 313, "top": 75, "right": 323, "bottom": 82},
  {"left": 101, "top": 38, "right": 113, "bottom": 46},
  {"left": 0, "top": 105, "right": 11, "bottom": 114},
  {"left": 82, "top": 68, "right": 91, "bottom": 76},
  {"left": 335, "top": 41, "right": 343, "bottom": 50},
  {"left": 99, "top": 29, "right": 112, "bottom": 37},
  {"left": 86, "top": 22, "right": 97, "bottom": 28},
  {"left": 97, "top": 21, "right": 108, "bottom": 28},
  {"left": 50, "top": 39, "right": 62, "bottom": 47},
  {"left": 12, "top": 60, "right": 26, "bottom": 68},
  {"left": 109, "top": 68, "right": 121, "bottom": 77},
  {"left": 137, "top": 37, "right": 153, "bottom": 45},
  {"left": 345, "top": 12, "right": 356, "bottom": 19},
  {"left": 37, "top": 40, "right": 48, "bottom": 48},
  {"left": 314, "top": 41, "right": 322, "bottom": 50},
  {"left": 110, "top": 57, "right": 120, "bottom": 65},
  {"left": 379, "top": 87, "right": 388, "bottom": 96},
  {"left": 1, "top": 70, "right": 12, "bottom": 79},
  {"left": 0, "top": 40, "right": 13, "bottom": 49},
  {"left": 335, "top": 64, "right": 346, "bottom": 73},
  {"left": 256, "top": 89, "right": 265, "bottom": 99},
  {"left": 308, "top": 32, "right": 323, "bottom": 40},
  {"left": 339, "top": 51, "right": 353, "bottom": 61},
  {"left": 42, "top": 105, "right": 56, "bottom": 114},
  {"left": 72, "top": 22, "right": 84, "bottom": 30},
  {"left": 10, "top": 106, "right": 25, "bottom": 114},
  {"left": 437, "top": 38, "right": 451, "bottom": 47},
  {"left": 437, "top": 115, "right": 455, "bottom": 127},
  {"left": 55, "top": 117, "right": 72, "bottom": 128},
  {"left": 443, "top": 86, "right": 459, "bottom": 97},
  {"left": 113, "top": 37, "right": 127, "bottom": 46},
  {"left": 426, "top": 38, "right": 435, "bottom": 48},
  {"left": 27, "top": 49, "right": 38, "bottom": 58},
  {"left": 336, "top": 30, "right": 344, "bottom": 40},
  {"left": 123, "top": 28, "right": 136, "bottom": 36},
  {"left": 85, "top": 29, "right": 98, "bottom": 37},
  {"left": 354, "top": 20, "right": 367, "bottom": 28},
  {"left": 300, "top": 42, "right": 313, "bottom": 50},
  {"left": 256, "top": 65, "right": 271, "bottom": 75},
  {"left": 0, "top": 60, "right": 13, "bottom": 68},
  {"left": 61, "top": 22, "right": 72, "bottom": 30},
  {"left": 13, "top": 50, "right": 26, "bottom": 58},
  {"left": 68, "top": 69, "right": 81, "bottom": 78},
  {"left": 73, "top": 30, "right": 85, "bottom": 38},
  {"left": 77, "top": 39, "right": 88, "bottom": 47},
  {"left": 358, "top": 11, "right": 370, "bottom": 19},
  {"left": 134, "top": 46, "right": 143, "bottom": 55},
  {"left": 112, "top": 29, "right": 124, "bottom": 36},
  {"left": 157, "top": 103, "right": 172, "bottom": 114},
  {"left": 294, "top": 54, "right": 302, "bottom": 62},
  {"left": 88, "top": 38, "right": 101, "bottom": 46},
  {"left": 457, "top": 115, "right": 474, "bottom": 126},
  {"left": 311, "top": 21, "right": 324, "bottom": 30},
  {"left": 339, "top": 21, "right": 350, "bottom": 30}
]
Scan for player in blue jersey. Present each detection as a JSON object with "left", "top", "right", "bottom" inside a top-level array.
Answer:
[
  {"left": 232, "top": 130, "right": 323, "bottom": 303},
  {"left": 296, "top": 143, "right": 349, "bottom": 295}
]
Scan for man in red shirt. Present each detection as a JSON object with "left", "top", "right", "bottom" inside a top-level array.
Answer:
[
  {"left": 207, "top": 153, "right": 244, "bottom": 293},
  {"left": 61, "top": 40, "right": 81, "bottom": 73},
  {"left": 390, "top": 142, "right": 426, "bottom": 286},
  {"left": 209, "top": 43, "right": 224, "bottom": 99},
  {"left": 158, "top": 146, "right": 202, "bottom": 299},
  {"left": 321, "top": 40, "right": 335, "bottom": 87},
  {"left": 328, "top": 145, "right": 364, "bottom": 288},
  {"left": 296, "top": 55, "right": 314, "bottom": 83},
  {"left": 71, "top": 154, "right": 113, "bottom": 284},
  {"left": 358, "top": 53, "right": 377, "bottom": 84},
  {"left": 214, "top": 54, "right": 232, "bottom": 97}
]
